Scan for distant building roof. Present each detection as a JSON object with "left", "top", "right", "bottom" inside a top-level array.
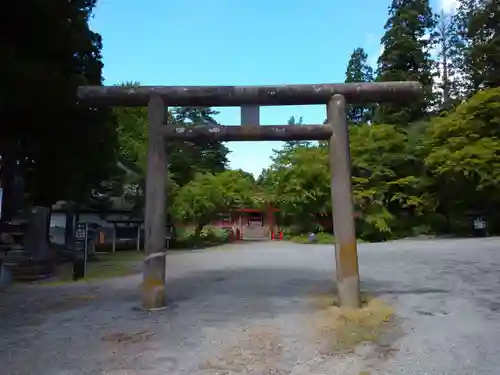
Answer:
[{"left": 52, "top": 195, "right": 136, "bottom": 213}]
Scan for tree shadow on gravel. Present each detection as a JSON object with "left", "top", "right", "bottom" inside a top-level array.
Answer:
[
  {"left": 0, "top": 266, "right": 450, "bottom": 331},
  {"left": 162, "top": 267, "right": 450, "bottom": 309}
]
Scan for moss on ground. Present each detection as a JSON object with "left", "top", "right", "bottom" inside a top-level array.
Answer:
[{"left": 310, "top": 292, "right": 395, "bottom": 355}]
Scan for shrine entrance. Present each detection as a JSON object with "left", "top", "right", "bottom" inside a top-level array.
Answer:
[
  {"left": 77, "top": 81, "right": 421, "bottom": 310},
  {"left": 232, "top": 207, "right": 279, "bottom": 240}
]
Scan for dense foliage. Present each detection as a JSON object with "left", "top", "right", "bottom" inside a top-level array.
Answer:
[
  {"left": 171, "top": 170, "right": 259, "bottom": 238},
  {"left": 112, "top": 87, "right": 230, "bottom": 214},
  {"left": 167, "top": 0, "right": 500, "bottom": 242},
  {"left": 4, "top": 0, "right": 500, "bottom": 245},
  {"left": 1, "top": 0, "right": 118, "bottom": 211}
]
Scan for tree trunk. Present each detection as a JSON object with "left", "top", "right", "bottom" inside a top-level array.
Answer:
[
  {"left": 0, "top": 148, "right": 21, "bottom": 222},
  {"left": 24, "top": 206, "right": 53, "bottom": 260},
  {"left": 194, "top": 223, "right": 204, "bottom": 240},
  {"left": 64, "top": 206, "right": 76, "bottom": 249},
  {"left": 46, "top": 206, "right": 52, "bottom": 243}
]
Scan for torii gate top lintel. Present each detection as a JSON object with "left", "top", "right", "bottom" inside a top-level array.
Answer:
[{"left": 77, "top": 81, "right": 422, "bottom": 107}]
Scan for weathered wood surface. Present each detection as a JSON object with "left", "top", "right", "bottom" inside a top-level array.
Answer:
[
  {"left": 327, "top": 94, "right": 361, "bottom": 308},
  {"left": 161, "top": 124, "right": 332, "bottom": 142},
  {"left": 77, "top": 81, "right": 422, "bottom": 107},
  {"left": 142, "top": 95, "right": 167, "bottom": 309},
  {"left": 240, "top": 105, "right": 260, "bottom": 126}
]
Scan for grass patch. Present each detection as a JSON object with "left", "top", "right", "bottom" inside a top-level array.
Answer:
[
  {"left": 310, "top": 292, "right": 395, "bottom": 355},
  {"left": 287, "top": 232, "right": 365, "bottom": 244},
  {"left": 43, "top": 251, "right": 143, "bottom": 285}
]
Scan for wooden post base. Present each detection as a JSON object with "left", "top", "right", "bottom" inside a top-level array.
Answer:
[{"left": 141, "top": 277, "right": 166, "bottom": 310}]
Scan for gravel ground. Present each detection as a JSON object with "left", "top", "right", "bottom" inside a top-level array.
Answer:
[{"left": 1, "top": 237, "right": 500, "bottom": 375}]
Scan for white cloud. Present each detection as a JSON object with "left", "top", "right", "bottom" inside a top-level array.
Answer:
[
  {"left": 369, "top": 44, "right": 384, "bottom": 68},
  {"left": 441, "top": 0, "right": 459, "bottom": 14},
  {"left": 364, "top": 33, "right": 383, "bottom": 68}
]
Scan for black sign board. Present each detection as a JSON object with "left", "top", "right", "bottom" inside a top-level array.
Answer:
[
  {"left": 73, "top": 222, "right": 88, "bottom": 280},
  {"left": 166, "top": 222, "right": 174, "bottom": 240}
]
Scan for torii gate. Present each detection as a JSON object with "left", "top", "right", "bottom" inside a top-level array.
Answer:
[{"left": 78, "top": 81, "right": 421, "bottom": 310}]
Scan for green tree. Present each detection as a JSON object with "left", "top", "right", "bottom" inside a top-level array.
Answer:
[
  {"left": 349, "top": 123, "right": 434, "bottom": 240},
  {"left": 262, "top": 124, "right": 433, "bottom": 240},
  {"left": 264, "top": 145, "right": 331, "bottom": 233},
  {"left": 422, "top": 87, "right": 500, "bottom": 232},
  {"left": 375, "top": 0, "right": 438, "bottom": 124},
  {"left": 1, "top": 0, "right": 118, "bottom": 212},
  {"left": 113, "top": 82, "right": 150, "bottom": 170},
  {"left": 345, "top": 47, "right": 374, "bottom": 123},
  {"left": 113, "top": 83, "right": 230, "bottom": 183},
  {"left": 283, "top": 116, "right": 311, "bottom": 149},
  {"left": 172, "top": 170, "right": 258, "bottom": 238},
  {"left": 169, "top": 107, "right": 230, "bottom": 186},
  {"left": 454, "top": 0, "right": 500, "bottom": 91},
  {"left": 113, "top": 83, "right": 231, "bottom": 212}
]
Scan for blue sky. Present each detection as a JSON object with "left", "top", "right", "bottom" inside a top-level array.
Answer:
[{"left": 90, "top": 0, "right": 455, "bottom": 177}]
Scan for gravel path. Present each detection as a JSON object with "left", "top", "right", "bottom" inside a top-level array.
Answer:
[{"left": 1, "top": 238, "right": 500, "bottom": 375}]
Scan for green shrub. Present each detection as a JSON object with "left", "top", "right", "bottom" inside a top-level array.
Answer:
[
  {"left": 287, "top": 232, "right": 335, "bottom": 244},
  {"left": 285, "top": 230, "right": 365, "bottom": 244},
  {"left": 173, "top": 226, "right": 231, "bottom": 249}
]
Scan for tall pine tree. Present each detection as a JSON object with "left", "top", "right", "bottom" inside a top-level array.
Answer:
[
  {"left": 435, "top": 10, "right": 466, "bottom": 109},
  {"left": 345, "top": 47, "right": 374, "bottom": 123},
  {"left": 454, "top": 0, "right": 500, "bottom": 92},
  {"left": 375, "top": 0, "right": 438, "bottom": 124}
]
